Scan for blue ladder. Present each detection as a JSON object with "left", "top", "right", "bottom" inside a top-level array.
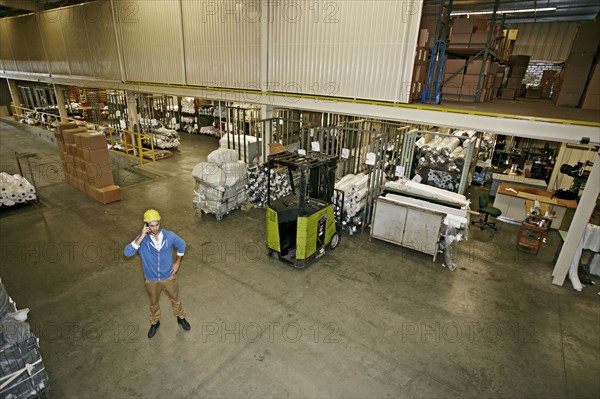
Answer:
[{"left": 422, "top": 40, "right": 447, "bottom": 104}]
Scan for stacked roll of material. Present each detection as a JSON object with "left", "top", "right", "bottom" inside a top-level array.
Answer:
[
  {"left": 415, "top": 131, "right": 474, "bottom": 192},
  {"left": 0, "top": 173, "right": 36, "bottom": 206},
  {"left": 246, "top": 165, "right": 292, "bottom": 208},
  {"left": 192, "top": 149, "right": 248, "bottom": 220},
  {"left": 152, "top": 127, "right": 181, "bottom": 149},
  {"left": 333, "top": 173, "right": 372, "bottom": 235}
]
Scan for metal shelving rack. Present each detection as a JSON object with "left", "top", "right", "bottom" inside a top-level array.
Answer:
[{"left": 424, "top": 0, "right": 513, "bottom": 103}]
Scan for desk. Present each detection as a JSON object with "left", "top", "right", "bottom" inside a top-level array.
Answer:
[
  {"left": 493, "top": 183, "right": 577, "bottom": 230},
  {"left": 490, "top": 173, "right": 547, "bottom": 196}
]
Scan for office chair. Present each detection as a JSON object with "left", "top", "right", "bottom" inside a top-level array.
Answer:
[{"left": 472, "top": 192, "right": 502, "bottom": 231}]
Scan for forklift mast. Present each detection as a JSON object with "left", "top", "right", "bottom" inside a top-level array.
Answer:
[{"left": 267, "top": 151, "right": 338, "bottom": 213}]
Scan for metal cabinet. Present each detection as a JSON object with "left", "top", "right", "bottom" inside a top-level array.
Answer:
[{"left": 371, "top": 196, "right": 445, "bottom": 261}]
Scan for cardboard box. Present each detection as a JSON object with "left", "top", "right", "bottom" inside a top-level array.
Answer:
[
  {"left": 463, "top": 74, "right": 482, "bottom": 86},
  {"left": 474, "top": 18, "right": 489, "bottom": 32},
  {"left": 444, "top": 59, "right": 466, "bottom": 75},
  {"left": 452, "top": 18, "right": 475, "bottom": 34},
  {"left": 442, "top": 86, "right": 461, "bottom": 94},
  {"left": 509, "top": 66, "right": 527, "bottom": 78},
  {"left": 57, "top": 141, "right": 66, "bottom": 154},
  {"left": 82, "top": 148, "right": 110, "bottom": 164},
  {"left": 506, "top": 77, "right": 523, "bottom": 89},
  {"left": 584, "top": 63, "right": 600, "bottom": 94},
  {"left": 570, "top": 20, "right": 600, "bottom": 53},
  {"left": 466, "top": 58, "right": 490, "bottom": 74},
  {"left": 79, "top": 133, "right": 108, "bottom": 150},
  {"left": 469, "top": 32, "right": 489, "bottom": 48},
  {"left": 582, "top": 93, "right": 600, "bottom": 110},
  {"left": 92, "top": 185, "right": 122, "bottom": 204},
  {"left": 418, "top": 29, "right": 430, "bottom": 48},
  {"left": 526, "top": 88, "right": 542, "bottom": 99},
  {"left": 85, "top": 172, "right": 115, "bottom": 188},
  {"left": 553, "top": 91, "right": 582, "bottom": 107},
  {"left": 493, "top": 76, "right": 503, "bottom": 88},
  {"left": 54, "top": 131, "right": 64, "bottom": 140},
  {"left": 443, "top": 73, "right": 464, "bottom": 86},
  {"left": 415, "top": 47, "right": 429, "bottom": 65},
  {"left": 84, "top": 160, "right": 112, "bottom": 177},
  {"left": 413, "top": 64, "right": 428, "bottom": 82},
  {"left": 75, "top": 147, "right": 84, "bottom": 159},
  {"left": 503, "top": 29, "right": 518, "bottom": 41},
  {"left": 541, "top": 88, "right": 553, "bottom": 99},
  {"left": 449, "top": 33, "right": 471, "bottom": 47},
  {"left": 488, "top": 62, "right": 499, "bottom": 75},
  {"left": 57, "top": 122, "right": 78, "bottom": 133},
  {"left": 62, "top": 127, "right": 87, "bottom": 145},
  {"left": 507, "top": 55, "right": 530, "bottom": 67},
  {"left": 500, "top": 88, "right": 517, "bottom": 100}
]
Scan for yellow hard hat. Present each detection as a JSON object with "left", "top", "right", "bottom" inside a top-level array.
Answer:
[{"left": 143, "top": 209, "right": 161, "bottom": 223}]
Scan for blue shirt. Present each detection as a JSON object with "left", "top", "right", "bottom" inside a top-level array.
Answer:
[{"left": 124, "top": 229, "right": 186, "bottom": 281}]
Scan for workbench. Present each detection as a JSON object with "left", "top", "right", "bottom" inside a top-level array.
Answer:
[
  {"left": 493, "top": 182, "right": 577, "bottom": 229},
  {"left": 490, "top": 173, "right": 548, "bottom": 196}
]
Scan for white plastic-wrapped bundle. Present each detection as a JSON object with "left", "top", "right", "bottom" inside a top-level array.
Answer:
[
  {"left": 192, "top": 163, "right": 225, "bottom": 188},
  {"left": 207, "top": 148, "right": 239, "bottom": 166},
  {"left": 219, "top": 134, "right": 261, "bottom": 165},
  {"left": 192, "top": 179, "right": 247, "bottom": 220},
  {"left": 222, "top": 161, "right": 248, "bottom": 187},
  {"left": 152, "top": 127, "right": 180, "bottom": 149}
]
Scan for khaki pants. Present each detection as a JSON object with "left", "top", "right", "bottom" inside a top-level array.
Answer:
[{"left": 144, "top": 275, "right": 185, "bottom": 325}]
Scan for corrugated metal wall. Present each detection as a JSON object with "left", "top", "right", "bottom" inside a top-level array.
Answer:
[
  {"left": 3, "top": 15, "right": 47, "bottom": 74},
  {"left": 0, "top": 0, "right": 423, "bottom": 103},
  {"left": 0, "top": 20, "right": 18, "bottom": 72},
  {"left": 116, "top": 1, "right": 185, "bottom": 84},
  {"left": 268, "top": 0, "right": 421, "bottom": 103},
  {"left": 60, "top": 5, "right": 95, "bottom": 77},
  {"left": 84, "top": 1, "right": 121, "bottom": 81},
  {"left": 181, "top": 0, "right": 261, "bottom": 88},
  {"left": 38, "top": 9, "right": 71, "bottom": 75},
  {"left": 512, "top": 22, "right": 578, "bottom": 62}
]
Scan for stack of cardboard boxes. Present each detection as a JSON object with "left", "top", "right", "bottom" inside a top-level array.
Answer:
[
  {"left": 442, "top": 57, "right": 500, "bottom": 102},
  {"left": 410, "top": 30, "right": 432, "bottom": 102},
  {"left": 552, "top": 21, "right": 600, "bottom": 107},
  {"left": 55, "top": 123, "right": 122, "bottom": 204},
  {"left": 410, "top": 4, "right": 447, "bottom": 102},
  {"left": 500, "top": 55, "right": 530, "bottom": 100},
  {"left": 447, "top": 17, "right": 503, "bottom": 51}
]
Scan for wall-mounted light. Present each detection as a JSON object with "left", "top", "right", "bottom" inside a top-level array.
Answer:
[{"left": 450, "top": 7, "right": 556, "bottom": 17}]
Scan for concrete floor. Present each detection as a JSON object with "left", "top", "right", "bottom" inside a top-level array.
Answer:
[{"left": 0, "top": 120, "right": 599, "bottom": 399}]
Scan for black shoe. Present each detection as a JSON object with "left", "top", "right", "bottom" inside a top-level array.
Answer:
[
  {"left": 148, "top": 321, "right": 160, "bottom": 339},
  {"left": 177, "top": 317, "right": 191, "bottom": 331}
]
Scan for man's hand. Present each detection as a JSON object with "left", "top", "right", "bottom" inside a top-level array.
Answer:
[
  {"left": 171, "top": 259, "right": 181, "bottom": 276},
  {"left": 135, "top": 224, "right": 150, "bottom": 246}
]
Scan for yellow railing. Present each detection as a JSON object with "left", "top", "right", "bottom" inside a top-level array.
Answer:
[{"left": 10, "top": 105, "right": 156, "bottom": 164}]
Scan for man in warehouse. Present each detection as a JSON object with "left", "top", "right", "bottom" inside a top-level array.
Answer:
[{"left": 124, "top": 209, "right": 191, "bottom": 338}]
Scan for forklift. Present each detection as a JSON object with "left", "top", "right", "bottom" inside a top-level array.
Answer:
[{"left": 266, "top": 151, "right": 340, "bottom": 268}]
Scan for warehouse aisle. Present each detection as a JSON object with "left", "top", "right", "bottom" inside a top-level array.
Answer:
[{"left": 0, "top": 121, "right": 598, "bottom": 398}]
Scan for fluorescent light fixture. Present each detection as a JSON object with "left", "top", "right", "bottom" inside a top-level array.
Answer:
[{"left": 450, "top": 7, "right": 556, "bottom": 16}]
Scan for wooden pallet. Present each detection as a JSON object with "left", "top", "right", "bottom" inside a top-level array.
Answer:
[{"left": 144, "top": 150, "right": 173, "bottom": 160}]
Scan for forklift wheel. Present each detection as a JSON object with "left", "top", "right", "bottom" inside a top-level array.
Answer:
[{"left": 330, "top": 233, "right": 340, "bottom": 250}]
